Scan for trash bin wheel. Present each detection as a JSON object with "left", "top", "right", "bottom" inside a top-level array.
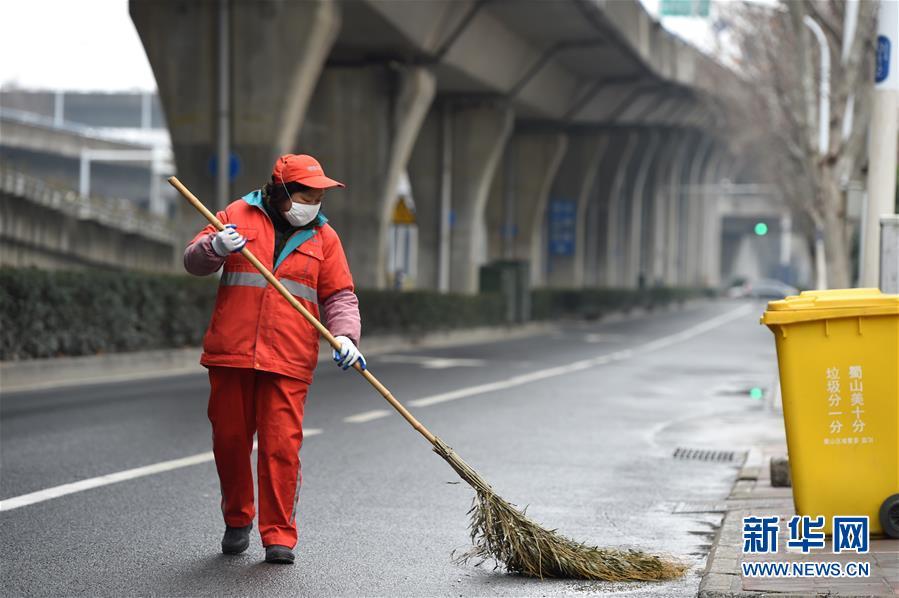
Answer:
[{"left": 881, "top": 494, "right": 899, "bottom": 539}]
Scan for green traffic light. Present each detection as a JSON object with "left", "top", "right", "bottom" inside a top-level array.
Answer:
[
  {"left": 754, "top": 222, "right": 768, "bottom": 236},
  {"left": 750, "top": 387, "right": 764, "bottom": 400}
]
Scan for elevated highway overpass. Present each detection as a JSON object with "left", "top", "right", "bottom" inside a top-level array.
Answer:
[
  {"left": 0, "top": 107, "right": 177, "bottom": 272},
  {"left": 131, "top": 0, "right": 748, "bottom": 291}
]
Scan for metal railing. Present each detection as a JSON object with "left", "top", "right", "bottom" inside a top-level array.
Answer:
[{"left": 0, "top": 167, "right": 176, "bottom": 245}]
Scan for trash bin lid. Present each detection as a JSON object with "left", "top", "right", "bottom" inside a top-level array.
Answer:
[{"left": 761, "top": 288, "right": 899, "bottom": 325}]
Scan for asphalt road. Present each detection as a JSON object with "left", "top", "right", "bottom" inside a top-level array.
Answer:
[{"left": 1, "top": 300, "right": 785, "bottom": 597}]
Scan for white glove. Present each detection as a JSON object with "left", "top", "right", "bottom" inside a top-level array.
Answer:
[
  {"left": 333, "top": 335, "right": 366, "bottom": 371},
  {"left": 211, "top": 224, "right": 247, "bottom": 257}
]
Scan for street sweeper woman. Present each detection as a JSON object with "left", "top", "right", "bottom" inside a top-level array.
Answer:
[
  {"left": 183, "top": 153, "right": 364, "bottom": 565},
  {"left": 170, "top": 162, "right": 687, "bottom": 581}
]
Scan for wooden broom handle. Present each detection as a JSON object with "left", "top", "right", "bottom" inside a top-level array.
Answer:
[{"left": 169, "top": 176, "right": 437, "bottom": 446}]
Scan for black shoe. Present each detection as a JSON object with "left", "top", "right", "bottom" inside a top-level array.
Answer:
[
  {"left": 264, "top": 545, "right": 295, "bottom": 564},
  {"left": 221, "top": 523, "right": 252, "bottom": 555}
]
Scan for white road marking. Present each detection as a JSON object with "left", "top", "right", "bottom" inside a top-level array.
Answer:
[
  {"left": 0, "top": 428, "right": 323, "bottom": 513},
  {"left": 584, "top": 333, "right": 626, "bottom": 343},
  {"left": 408, "top": 304, "right": 754, "bottom": 408},
  {"left": 376, "top": 355, "right": 486, "bottom": 369},
  {"left": 343, "top": 409, "right": 392, "bottom": 424}
]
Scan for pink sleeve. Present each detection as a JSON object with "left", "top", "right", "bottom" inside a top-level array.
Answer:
[
  {"left": 184, "top": 233, "right": 226, "bottom": 276},
  {"left": 321, "top": 289, "right": 362, "bottom": 347}
]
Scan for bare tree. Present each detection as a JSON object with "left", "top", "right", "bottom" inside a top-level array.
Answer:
[{"left": 723, "top": 0, "right": 878, "bottom": 288}]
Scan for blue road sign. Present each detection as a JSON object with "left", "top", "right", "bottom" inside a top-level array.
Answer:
[
  {"left": 208, "top": 152, "right": 241, "bottom": 182},
  {"left": 876, "top": 35, "right": 891, "bottom": 84},
  {"left": 548, "top": 199, "right": 576, "bottom": 257}
]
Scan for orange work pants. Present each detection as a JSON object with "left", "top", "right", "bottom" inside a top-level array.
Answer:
[{"left": 207, "top": 366, "right": 308, "bottom": 548}]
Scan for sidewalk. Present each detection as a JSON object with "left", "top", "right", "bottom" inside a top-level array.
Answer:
[{"left": 699, "top": 440, "right": 899, "bottom": 597}]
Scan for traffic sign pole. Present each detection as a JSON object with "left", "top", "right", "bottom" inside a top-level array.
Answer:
[{"left": 861, "top": 0, "right": 899, "bottom": 288}]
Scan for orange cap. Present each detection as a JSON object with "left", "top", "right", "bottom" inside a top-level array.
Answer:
[{"left": 272, "top": 154, "right": 345, "bottom": 189}]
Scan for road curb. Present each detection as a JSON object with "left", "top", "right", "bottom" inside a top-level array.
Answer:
[
  {"left": 0, "top": 301, "right": 703, "bottom": 393},
  {"left": 0, "top": 322, "right": 559, "bottom": 393},
  {"left": 698, "top": 454, "right": 795, "bottom": 598}
]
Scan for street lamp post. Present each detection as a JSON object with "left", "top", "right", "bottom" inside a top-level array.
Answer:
[
  {"left": 216, "top": 0, "right": 230, "bottom": 211},
  {"left": 803, "top": 15, "right": 830, "bottom": 290},
  {"left": 803, "top": 16, "right": 830, "bottom": 157}
]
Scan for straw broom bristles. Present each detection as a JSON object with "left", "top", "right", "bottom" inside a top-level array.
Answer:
[{"left": 432, "top": 437, "right": 687, "bottom": 582}]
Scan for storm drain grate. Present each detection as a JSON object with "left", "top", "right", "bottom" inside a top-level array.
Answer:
[{"left": 673, "top": 447, "right": 737, "bottom": 462}]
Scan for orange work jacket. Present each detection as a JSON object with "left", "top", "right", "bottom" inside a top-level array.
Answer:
[{"left": 189, "top": 190, "right": 354, "bottom": 382}]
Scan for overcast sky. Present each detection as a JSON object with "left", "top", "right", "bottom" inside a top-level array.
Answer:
[
  {"left": 0, "top": 0, "right": 715, "bottom": 93},
  {"left": 0, "top": 0, "right": 157, "bottom": 91}
]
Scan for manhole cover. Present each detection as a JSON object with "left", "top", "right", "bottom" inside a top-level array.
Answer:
[{"left": 673, "top": 447, "right": 738, "bottom": 462}]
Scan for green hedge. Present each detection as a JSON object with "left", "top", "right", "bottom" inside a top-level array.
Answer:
[
  {"left": 0, "top": 267, "right": 218, "bottom": 360},
  {"left": 0, "top": 268, "right": 507, "bottom": 360},
  {"left": 531, "top": 287, "right": 710, "bottom": 320},
  {"left": 356, "top": 289, "right": 505, "bottom": 336},
  {"left": 0, "top": 267, "right": 707, "bottom": 360}
]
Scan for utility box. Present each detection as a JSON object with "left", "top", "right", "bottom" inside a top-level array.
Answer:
[{"left": 480, "top": 260, "right": 531, "bottom": 324}]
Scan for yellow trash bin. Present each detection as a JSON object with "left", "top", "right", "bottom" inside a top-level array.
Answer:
[{"left": 761, "top": 288, "right": 899, "bottom": 537}]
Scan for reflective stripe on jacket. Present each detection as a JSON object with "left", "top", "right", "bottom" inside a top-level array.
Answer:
[{"left": 186, "top": 190, "right": 356, "bottom": 382}]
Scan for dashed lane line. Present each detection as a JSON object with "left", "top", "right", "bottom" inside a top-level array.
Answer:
[
  {"left": 0, "top": 429, "right": 323, "bottom": 512},
  {"left": 407, "top": 303, "right": 754, "bottom": 408},
  {"left": 343, "top": 409, "right": 391, "bottom": 424},
  {"left": 337, "top": 304, "right": 752, "bottom": 419}
]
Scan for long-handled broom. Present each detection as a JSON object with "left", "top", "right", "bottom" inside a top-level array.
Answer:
[{"left": 169, "top": 176, "right": 686, "bottom": 582}]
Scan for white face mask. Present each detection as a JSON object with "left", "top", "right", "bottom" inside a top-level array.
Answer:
[{"left": 282, "top": 200, "right": 320, "bottom": 227}]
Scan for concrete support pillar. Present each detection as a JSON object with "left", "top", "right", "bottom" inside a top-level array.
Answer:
[
  {"left": 298, "top": 65, "right": 435, "bottom": 289},
  {"left": 486, "top": 129, "right": 568, "bottom": 287},
  {"left": 445, "top": 101, "right": 515, "bottom": 293},
  {"left": 409, "top": 98, "right": 512, "bottom": 293},
  {"left": 230, "top": 1, "right": 341, "bottom": 198},
  {"left": 683, "top": 135, "right": 714, "bottom": 286},
  {"left": 545, "top": 134, "right": 608, "bottom": 288},
  {"left": 599, "top": 131, "right": 640, "bottom": 287},
  {"left": 604, "top": 131, "right": 642, "bottom": 287},
  {"left": 407, "top": 107, "right": 441, "bottom": 290},
  {"left": 584, "top": 131, "right": 631, "bottom": 287},
  {"left": 583, "top": 181, "right": 605, "bottom": 287},
  {"left": 665, "top": 132, "right": 699, "bottom": 286},
  {"left": 410, "top": 100, "right": 515, "bottom": 294},
  {"left": 409, "top": 103, "right": 515, "bottom": 293},
  {"left": 648, "top": 132, "right": 681, "bottom": 286},
  {"left": 674, "top": 131, "right": 704, "bottom": 285},
  {"left": 627, "top": 130, "right": 662, "bottom": 288},
  {"left": 698, "top": 149, "right": 730, "bottom": 288},
  {"left": 131, "top": 0, "right": 340, "bottom": 233}
]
